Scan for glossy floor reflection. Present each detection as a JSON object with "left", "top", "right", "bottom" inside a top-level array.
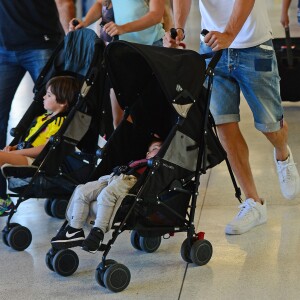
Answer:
[{"left": 1, "top": 1, "right": 300, "bottom": 299}]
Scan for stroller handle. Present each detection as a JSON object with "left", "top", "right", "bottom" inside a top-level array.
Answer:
[
  {"left": 169, "top": 28, "right": 186, "bottom": 49},
  {"left": 201, "top": 29, "right": 223, "bottom": 74}
]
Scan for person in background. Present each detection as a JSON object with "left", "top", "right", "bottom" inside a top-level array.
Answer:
[
  {"left": 165, "top": 0, "right": 300, "bottom": 235},
  {"left": 281, "top": 0, "right": 300, "bottom": 27},
  {"left": 0, "top": 76, "right": 79, "bottom": 216},
  {"left": 0, "top": 0, "right": 76, "bottom": 153},
  {"left": 69, "top": 0, "right": 165, "bottom": 129}
]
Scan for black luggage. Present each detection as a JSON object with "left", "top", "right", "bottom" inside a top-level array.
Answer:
[{"left": 273, "top": 27, "right": 300, "bottom": 102}]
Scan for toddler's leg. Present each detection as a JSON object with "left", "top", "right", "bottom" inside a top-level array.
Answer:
[{"left": 82, "top": 174, "right": 137, "bottom": 253}]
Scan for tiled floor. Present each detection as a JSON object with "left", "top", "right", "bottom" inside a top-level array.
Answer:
[{"left": 1, "top": 1, "right": 300, "bottom": 299}]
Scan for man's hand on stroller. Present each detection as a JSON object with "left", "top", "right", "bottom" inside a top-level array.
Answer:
[{"left": 69, "top": 18, "right": 85, "bottom": 31}]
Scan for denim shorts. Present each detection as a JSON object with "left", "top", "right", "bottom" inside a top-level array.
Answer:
[{"left": 200, "top": 39, "right": 283, "bottom": 132}]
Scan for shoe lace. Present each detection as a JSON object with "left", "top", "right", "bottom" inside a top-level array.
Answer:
[
  {"left": 277, "top": 161, "right": 297, "bottom": 183},
  {"left": 237, "top": 200, "right": 256, "bottom": 219}
]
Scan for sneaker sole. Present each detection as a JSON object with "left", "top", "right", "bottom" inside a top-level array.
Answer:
[
  {"left": 281, "top": 180, "right": 300, "bottom": 200},
  {"left": 225, "top": 218, "right": 267, "bottom": 235},
  {"left": 81, "top": 245, "right": 98, "bottom": 254},
  {"left": 51, "top": 238, "right": 84, "bottom": 249}
]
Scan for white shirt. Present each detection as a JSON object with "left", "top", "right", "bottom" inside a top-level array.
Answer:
[{"left": 199, "top": 0, "right": 273, "bottom": 48}]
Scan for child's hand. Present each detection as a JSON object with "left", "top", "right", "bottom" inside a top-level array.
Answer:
[
  {"left": 103, "top": 21, "right": 124, "bottom": 36},
  {"left": 2, "top": 145, "right": 16, "bottom": 152}
]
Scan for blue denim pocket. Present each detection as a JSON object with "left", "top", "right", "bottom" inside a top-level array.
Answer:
[{"left": 254, "top": 58, "right": 272, "bottom": 71}]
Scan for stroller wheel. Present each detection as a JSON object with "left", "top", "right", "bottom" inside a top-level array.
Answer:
[
  {"left": 130, "top": 230, "right": 142, "bottom": 250},
  {"left": 44, "top": 198, "right": 54, "bottom": 217},
  {"left": 2, "top": 230, "right": 9, "bottom": 247},
  {"left": 180, "top": 238, "right": 193, "bottom": 263},
  {"left": 51, "top": 199, "right": 68, "bottom": 219},
  {"left": 2, "top": 223, "right": 22, "bottom": 247},
  {"left": 139, "top": 236, "right": 161, "bottom": 253},
  {"left": 52, "top": 249, "right": 79, "bottom": 277},
  {"left": 7, "top": 225, "right": 32, "bottom": 251},
  {"left": 45, "top": 248, "right": 57, "bottom": 272},
  {"left": 103, "top": 263, "right": 131, "bottom": 293},
  {"left": 95, "top": 259, "right": 117, "bottom": 287},
  {"left": 190, "top": 239, "right": 213, "bottom": 266}
]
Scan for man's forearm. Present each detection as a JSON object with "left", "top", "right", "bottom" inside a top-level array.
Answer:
[
  {"left": 224, "top": 0, "right": 255, "bottom": 42},
  {"left": 282, "top": 0, "right": 292, "bottom": 14},
  {"left": 55, "top": 0, "right": 76, "bottom": 34},
  {"left": 173, "top": 0, "right": 192, "bottom": 28}
]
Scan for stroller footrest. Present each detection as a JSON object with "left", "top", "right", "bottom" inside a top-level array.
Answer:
[{"left": 1, "top": 164, "right": 38, "bottom": 178}]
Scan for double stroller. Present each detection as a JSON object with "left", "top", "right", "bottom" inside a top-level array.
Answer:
[
  {"left": 45, "top": 41, "right": 241, "bottom": 293},
  {"left": 1, "top": 28, "right": 110, "bottom": 251}
]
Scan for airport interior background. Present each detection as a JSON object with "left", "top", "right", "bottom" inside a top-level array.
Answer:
[{"left": 1, "top": 1, "right": 300, "bottom": 299}]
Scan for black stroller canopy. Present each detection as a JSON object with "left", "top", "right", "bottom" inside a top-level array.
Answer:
[{"left": 105, "top": 41, "right": 207, "bottom": 138}]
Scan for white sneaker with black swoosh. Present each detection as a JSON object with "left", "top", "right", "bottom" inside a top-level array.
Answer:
[{"left": 51, "top": 225, "right": 85, "bottom": 249}]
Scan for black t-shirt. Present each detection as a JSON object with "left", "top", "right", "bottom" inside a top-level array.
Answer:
[{"left": 0, "top": 0, "right": 64, "bottom": 50}]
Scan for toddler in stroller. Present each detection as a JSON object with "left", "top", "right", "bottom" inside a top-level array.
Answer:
[
  {"left": 51, "top": 137, "right": 162, "bottom": 253},
  {"left": 0, "top": 75, "right": 79, "bottom": 216}
]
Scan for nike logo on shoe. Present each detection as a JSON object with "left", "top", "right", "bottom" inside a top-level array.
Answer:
[{"left": 66, "top": 230, "right": 82, "bottom": 238}]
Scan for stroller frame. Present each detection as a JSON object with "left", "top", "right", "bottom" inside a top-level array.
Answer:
[
  {"left": 45, "top": 41, "right": 241, "bottom": 293},
  {"left": 1, "top": 28, "right": 107, "bottom": 251}
]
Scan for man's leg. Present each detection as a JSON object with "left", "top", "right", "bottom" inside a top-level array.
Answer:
[
  {"left": 218, "top": 122, "right": 267, "bottom": 235},
  {"left": 20, "top": 48, "right": 54, "bottom": 82},
  {"left": 264, "top": 119, "right": 288, "bottom": 160},
  {"left": 217, "top": 122, "right": 261, "bottom": 203},
  {"left": 264, "top": 120, "right": 300, "bottom": 200},
  {"left": 0, "top": 48, "right": 26, "bottom": 150}
]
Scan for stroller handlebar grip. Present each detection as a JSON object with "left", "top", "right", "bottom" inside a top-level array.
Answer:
[{"left": 72, "top": 19, "right": 79, "bottom": 27}]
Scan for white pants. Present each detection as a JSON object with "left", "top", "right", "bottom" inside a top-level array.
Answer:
[{"left": 66, "top": 173, "right": 137, "bottom": 233}]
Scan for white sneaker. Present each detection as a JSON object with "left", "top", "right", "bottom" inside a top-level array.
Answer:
[
  {"left": 274, "top": 146, "right": 300, "bottom": 200},
  {"left": 225, "top": 199, "right": 267, "bottom": 235}
]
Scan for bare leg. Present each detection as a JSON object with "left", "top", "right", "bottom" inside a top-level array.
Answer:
[
  {"left": 0, "top": 152, "right": 29, "bottom": 166},
  {"left": 217, "top": 122, "right": 261, "bottom": 203},
  {"left": 110, "top": 88, "right": 133, "bottom": 129},
  {"left": 263, "top": 119, "right": 289, "bottom": 161},
  {"left": 110, "top": 88, "right": 123, "bottom": 129}
]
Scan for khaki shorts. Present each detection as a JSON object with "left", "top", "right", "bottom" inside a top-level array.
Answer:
[{"left": 26, "top": 156, "right": 34, "bottom": 165}]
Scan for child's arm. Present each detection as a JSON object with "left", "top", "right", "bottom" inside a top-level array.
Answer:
[
  {"left": 69, "top": 0, "right": 103, "bottom": 30},
  {"left": 162, "top": 0, "right": 174, "bottom": 32},
  {"left": 103, "top": 0, "right": 164, "bottom": 36},
  {"left": 9, "top": 144, "right": 46, "bottom": 158},
  {"left": 2, "top": 145, "right": 17, "bottom": 152}
]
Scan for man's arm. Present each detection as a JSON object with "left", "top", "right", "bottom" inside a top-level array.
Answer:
[
  {"left": 205, "top": 0, "right": 255, "bottom": 51},
  {"left": 173, "top": 0, "right": 191, "bottom": 29},
  {"left": 163, "top": 0, "right": 191, "bottom": 47},
  {"left": 55, "top": 0, "right": 76, "bottom": 34},
  {"left": 281, "top": 0, "right": 292, "bottom": 27}
]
